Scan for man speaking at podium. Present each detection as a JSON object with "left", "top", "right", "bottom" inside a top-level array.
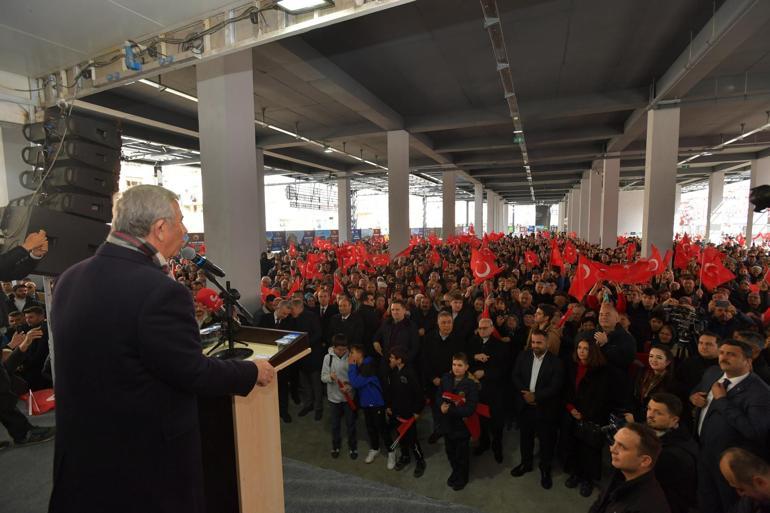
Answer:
[{"left": 48, "top": 185, "right": 275, "bottom": 513}]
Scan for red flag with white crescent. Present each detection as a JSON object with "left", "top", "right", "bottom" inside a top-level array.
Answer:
[
  {"left": 568, "top": 255, "right": 600, "bottom": 301},
  {"left": 471, "top": 248, "right": 502, "bottom": 284}
]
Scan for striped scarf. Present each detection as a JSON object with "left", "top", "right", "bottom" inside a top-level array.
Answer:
[{"left": 107, "top": 231, "right": 171, "bottom": 276}]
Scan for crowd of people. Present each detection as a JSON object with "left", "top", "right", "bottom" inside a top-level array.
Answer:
[{"left": 168, "top": 232, "right": 770, "bottom": 512}]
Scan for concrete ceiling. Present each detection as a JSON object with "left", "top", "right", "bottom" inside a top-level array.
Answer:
[{"left": 71, "top": 0, "right": 770, "bottom": 204}]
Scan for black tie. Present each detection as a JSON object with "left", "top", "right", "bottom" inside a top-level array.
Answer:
[{"left": 722, "top": 378, "right": 731, "bottom": 390}]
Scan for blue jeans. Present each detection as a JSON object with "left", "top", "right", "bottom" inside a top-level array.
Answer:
[{"left": 329, "top": 401, "right": 357, "bottom": 451}]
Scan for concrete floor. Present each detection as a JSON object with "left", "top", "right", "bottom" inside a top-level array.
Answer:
[
  {"left": 0, "top": 401, "right": 599, "bottom": 513},
  {"left": 279, "top": 405, "right": 597, "bottom": 513}
]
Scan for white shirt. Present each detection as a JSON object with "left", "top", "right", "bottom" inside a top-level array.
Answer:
[
  {"left": 698, "top": 372, "right": 750, "bottom": 435},
  {"left": 320, "top": 305, "right": 327, "bottom": 316},
  {"left": 14, "top": 297, "right": 26, "bottom": 312},
  {"left": 529, "top": 352, "right": 546, "bottom": 392}
]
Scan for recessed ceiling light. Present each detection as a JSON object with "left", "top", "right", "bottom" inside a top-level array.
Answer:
[{"left": 276, "top": 0, "right": 334, "bottom": 14}]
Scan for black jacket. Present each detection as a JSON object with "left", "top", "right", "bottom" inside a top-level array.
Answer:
[
  {"left": 467, "top": 335, "right": 509, "bottom": 411},
  {"left": 357, "top": 304, "right": 382, "bottom": 354},
  {"left": 437, "top": 373, "right": 479, "bottom": 439},
  {"left": 385, "top": 365, "right": 423, "bottom": 417},
  {"left": 600, "top": 325, "right": 636, "bottom": 370},
  {"left": 449, "top": 307, "right": 477, "bottom": 345},
  {"left": 312, "top": 303, "right": 339, "bottom": 343},
  {"left": 676, "top": 354, "right": 719, "bottom": 395},
  {"left": 589, "top": 470, "right": 671, "bottom": 513},
  {"left": 373, "top": 317, "right": 419, "bottom": 364},
  {"left": 694, "top": 367, "right": 770, "bottom": 461},
  {"left": 17, "top": 321, "right": 51, "bottom": 391},
  {"left": 411, "top": 307, "right": 438, "bottom": 336},
  {"left": 421, "top": 331, "right": 465, "bottom": 388},
  {"left": 5, "top": 295, "right": 42, "bottom": 314},
  {"left": 655, "top": 426, "right": 698, "bottom": 513},
  {"left": 49, "top": 243, "right": 257, "bottom": 513},
  {"left": 291, "top": 309, "right": 323, "bottom": 371},
  {"left": 511, "top": 349, "right": 564, "bottom": 420},
  {"left": 565, "top": 363, "right": 631, "bottom": 424},
  {"left": 0, "top": 246, "right": 38, "bottom": 281},
  {"left": 327, "top": 312, "right": 365, "bottom": 348}
]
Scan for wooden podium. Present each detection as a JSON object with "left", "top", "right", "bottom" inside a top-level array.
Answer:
[{"left": 198, "top": 326, "right": 310, "bottom": 513}]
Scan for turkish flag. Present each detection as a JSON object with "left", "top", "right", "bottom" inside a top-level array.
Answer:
[
  {"left": 370, "top": 253, "right": 390, "bottom": 267},
  {"left": 568, "top": 255, "right": 600, "bottom": 300},
  {"left": 415, "top": 274, "right": 425, "bottom": 292},
  {"left": 646, "top": 244, "right": 666, "bottom": 276},
  {"left": 550, "top": 239, "right": 564, "bottom": 270},
  {"left": 557, "top": 305, "right": 574, "bottom": 328},
  {"left": 332, "top": 274, "right": 344, "bottom": 298},
  {"left": 524, "top": 250, "right": 540, "bottom": 268},
  {"left": 626, "top": 243, "right": 636, "bottom": 262},
  {"left": 737, "top": 234, "right": 746, "bottom": 247},
  {"left": 700, "top": 247, "right": 736, "bottom": 290},
  {"left": 563, "top": 240, "right": 577, "bottom": 264},
  {"left": 541, "top": 231, "right": 551, "bottom": 239},
  {"left": 288, "top": 242, "right": 297, "bottom": 258},
  {"left": 20, "top": 388, "right": 55, "bottom": 415},
  {"left": 430, "top": 248, "right": 441, "bottom": 267},
  {"left": 286, "top": 278, "right": 303, "bottom": 298},
  {"left": 471, "top": 248, "right": 502, "bottom": 284}
]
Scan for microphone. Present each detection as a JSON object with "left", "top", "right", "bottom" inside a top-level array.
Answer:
[{"left": 181, "top": 246, "right": 225, "bottom": 277}]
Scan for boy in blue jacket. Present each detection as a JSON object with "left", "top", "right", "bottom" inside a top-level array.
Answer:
[{"left": 348, "top": 344, "right": 395, "bottom": 468}]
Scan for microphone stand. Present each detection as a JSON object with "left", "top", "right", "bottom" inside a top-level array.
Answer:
[{"left": 203, "top": 272, "right": 254, "bottom": 360}]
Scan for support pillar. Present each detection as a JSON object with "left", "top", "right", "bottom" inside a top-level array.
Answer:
[
  {"left": 474, "top": 183, "right": 484, "bottom": 234},
  {"left": 387, "top": 130, "right": 410, "bottom": 257},
  {"left": 197, "top": 50, "right": 262, "bottom": 311},
  {"left": 578, "top": 176, "right": 590, "bottom": 240},
  {"left": 705, "top": 170, "right": 725, "bottom": 243},
  {"left": 536, "top": 205, "right": 551, "bottom": 228},
  {"left": 442, "top": 171, "right": 456, "bottom": 238},
  {"left": 642, "top": 107, "right": 680, "bottom": 257},
  {"left": 502, "top": 203, "right": 509, "bottom": 232},
  {"left": 337, "top": 176, "right": 352, "bottom": 243},
  {"left": 600, "top": 158, "right": 620, "bottom": 248},
  {"left": 747, "top": 156, "right": 770, "bottom": 243},
  {"left": 586, "top": 168, "right": 602, "bottom": 245},
  {"left": 486, "top": 191, "right": 496, "bottom": 233},
  {"left": 559, "top": 200, "right": 567, "bottom": 231}
]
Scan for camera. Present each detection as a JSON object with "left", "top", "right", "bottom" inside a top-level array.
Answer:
[{"left": 600, "top": 413, "right": 628, "bottom": 444}]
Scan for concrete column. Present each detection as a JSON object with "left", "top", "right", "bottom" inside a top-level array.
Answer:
[
  {"left": 579, "top": 176, "right": 590, "bottom": 240},
  {"left": 536, "top": 205, "right": 551, "bottom": 227},
  {"left": 566, "top": 190, "right": 573, "bottom": 232},
  {"left": 486, "top": 192, "right": 496, "bottom": 233},
  {"left": 747, "top": 156, "right": 770, "bottom": 243},
  {"left": 600, "top": 158, "right": 620, "bottom": 248},
  {"left": 586, "top": 168, "right": 602, "bottom": 244},
  {"left": 197, "top": 50, "right": 263, "bottom": 311},
  {"left": 474, "top": 183, "right": 484, "bottom": 234},
  {"left": 559, "top": 200, "right": 567, "bottom": 231},
  {"left": 387, "top": 130, "right": 410, "bottom": 257},
  {"left": 337, "top": 176, "right": 352, "bottom": 243},
  {"left": 255, "top": 149, "right": 267, "bottom": 252},
  {"left": 705, "top": 170, "right": 725, "bottom": 243},
  {"left": 442, "top": 170, "right": 456, "bottom": 238},
  {"left": 502, "top": 202, "right": 509, "bottom": 232},
  {"left": 642, "top": 107, "right": 680, "bottom": 257}
]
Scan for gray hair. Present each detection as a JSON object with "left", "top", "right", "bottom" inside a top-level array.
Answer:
[{"left": 112, "top": 185, "right": 178, "bottom": 237}]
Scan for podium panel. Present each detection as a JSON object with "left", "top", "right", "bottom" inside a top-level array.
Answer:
[{"left": 199, "top": 327, "right": 309, "bottom": 513}]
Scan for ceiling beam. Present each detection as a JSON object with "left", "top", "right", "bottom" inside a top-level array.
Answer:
[
  {"left": 520, "top": 88, "right": 647, "bottom": 120},
  {"left": 607, "top": 0, "right": 770, "bottom": 153}
]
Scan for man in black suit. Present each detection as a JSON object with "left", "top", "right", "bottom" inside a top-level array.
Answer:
[
  {"left": 357, "top": 291, "right": 381, "bottom": 356},
  {"left": 258, "top": 298, "right": 294, "bottom": 422},
  {"left": 510, "top": 328, "right": 564, "bottom": 488},
  {"left": 468, "top": 317, "right": 508, "bottom": 463},
  {"left": 0, "top": 230, "right": 54, "bottom": 451},
  {"left": 447, "top": 291, "right": 476, "bottom": 345},
  {"left": 327, "top": 295, "right": 364, "bottom": 348},
  {"left": 49, "top": 185, "right": 274, "bottom": 513},
  {"left": 690, "top": 338, "right": 770, "bottom": 513},
  {"left": 315, "top": 288, "right": 339, "bottom": 344},
  {"left": 291, "top": 298, "right": 324, "bottom": 421}
]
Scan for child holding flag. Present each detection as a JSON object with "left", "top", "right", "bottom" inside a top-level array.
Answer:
[
  {"left": 321, "top": 334, "right": 358, "bottom": 459},
  {"left": 385, "top": 347, "right": 426, "bottom": 477},
  {"left": 438, "top": 353, "right": 480, "bottom": 491}
]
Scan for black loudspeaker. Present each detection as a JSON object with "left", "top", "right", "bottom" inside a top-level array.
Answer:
[
  {"left": 22, "top": 140, "right": 120, "bottom": 173},
  {"left": 19, "top": 165, "right": 118, "bottom": 198},
  {"left": 22, "top": 116, "right": 122, "bottom": 149},
  {"left": 0, "top": 206, "right": 109, "bottom": 276},
  {"left": 9, "top": 193, "right": 112, "bottom": 223}
]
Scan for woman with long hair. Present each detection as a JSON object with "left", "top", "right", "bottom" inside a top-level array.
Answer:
[
  {"left": 630, "top": 345, "right": 682, "bottom": 421},
  {"left": 563, "top": 336, "right": 631, "bottom": 497}
]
